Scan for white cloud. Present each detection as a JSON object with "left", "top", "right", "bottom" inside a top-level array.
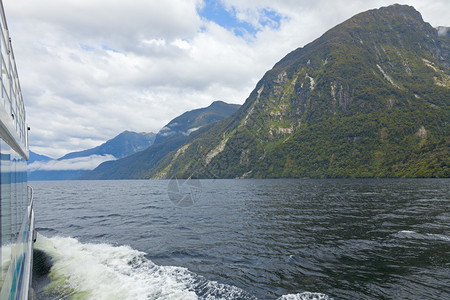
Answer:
[
  {"left": 437, "top": 27, "right": 448, "bottom": 37},
  {"left": 3, "top": 0, "right": 448, "bottom": 157},
  {"left": 28, "top": 155, "right": 116, "bottom": 171},
  {"left": 183, "top": 127, "right": 201, "bottom": 136}
]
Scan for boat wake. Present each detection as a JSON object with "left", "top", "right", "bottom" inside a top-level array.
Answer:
[{"left": 33, "top": 234, "right": 332, "bottom": 300}]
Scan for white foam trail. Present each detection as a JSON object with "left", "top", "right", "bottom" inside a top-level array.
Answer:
[
  {"left": 277, "top": 292, "right": 333, "bottom": 300},
  {"left": 34, "top": 234, "right": 256, "bottom": 300},
  {"left": 34, "top": 234, "right": 334, "bottom": 299},
  {"left": 35, "top": 234, "right": 198, "bottom": 300}
]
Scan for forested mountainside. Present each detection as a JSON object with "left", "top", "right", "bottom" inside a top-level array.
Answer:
[{"left": 148, "top": 5, "right": 449, "bottom": 179}]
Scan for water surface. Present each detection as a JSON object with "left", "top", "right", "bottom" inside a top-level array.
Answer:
[{"left": 31, "top": 179, "right": 450, "bottom": 299}]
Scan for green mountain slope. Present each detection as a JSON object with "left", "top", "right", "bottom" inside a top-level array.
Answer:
[
  {"left": 150, "top": 4, "right": 449, "bottom": 179},
  {"left": 80, "top": 101, "right": 240, "bottom": 179}
]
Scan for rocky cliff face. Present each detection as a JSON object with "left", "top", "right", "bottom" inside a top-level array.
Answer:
[{"left": 151, "top": 4, "right": 449, "bottom": 178}]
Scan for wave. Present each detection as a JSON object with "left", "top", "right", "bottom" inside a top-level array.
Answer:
[
  {"left": 393, "top": 230, "right": 450, "bottom": 242},
  {"left": 278, "top": 293, "right": 333, "bottom": 300},
  {"left": 34, "top": 234, "right": 333, "bottom": 300}
]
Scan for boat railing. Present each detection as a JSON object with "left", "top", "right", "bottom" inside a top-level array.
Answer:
[{"left": 0, "top": 0, "right": 28, "bottom": 155}]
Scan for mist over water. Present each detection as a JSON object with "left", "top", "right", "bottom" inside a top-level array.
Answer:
[{"left": 30, "top": 179, "right": 449, "bottom": 299}]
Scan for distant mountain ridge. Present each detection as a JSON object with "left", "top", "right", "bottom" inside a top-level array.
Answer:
[
  {"left": 28, "top": 131, "right": 156, "bottom": 181},
  {"left": 59, "top": 130, "right": 156, "bottom": 160},
  {"left": 80, "top": 101, "right": 241, "bottom": 179},
  {"left": 145, "top": 4, "right": 449, "bottom": 179},
  {"left": 28, "top": 151, "right": 53, "bottom": 164}
]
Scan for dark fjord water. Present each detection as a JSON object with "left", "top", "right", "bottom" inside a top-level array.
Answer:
[{"left": 30, "top": 179, "right": 449, "bottom": 300}]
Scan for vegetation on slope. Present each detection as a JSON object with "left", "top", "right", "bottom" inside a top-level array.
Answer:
[{"left": 149, "top": 5, "right": 449, "bottom": 179}]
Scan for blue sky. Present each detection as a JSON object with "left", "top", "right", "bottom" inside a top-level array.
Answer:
[{"left": 199, "top": 0, "right": 283, "bottom": 37}]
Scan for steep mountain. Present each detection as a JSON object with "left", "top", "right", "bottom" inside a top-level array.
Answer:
[
  {"left": 28, "top": 131, "right": 155, "bottom": 181},
  {"left": 80, "top": 101, "right": 241, "bottom": 179},
  {"left": 59, "top": 130, "right": 156, "bottom": 160},
  {"left": 28, "top": 151, "right": 53, "bottom": 164},
  {"left": 149, "top": 4, "right": 449, "bottom": 179},
  {"left": 152, "top": 100, "right": 240, "bottom": 145}
]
